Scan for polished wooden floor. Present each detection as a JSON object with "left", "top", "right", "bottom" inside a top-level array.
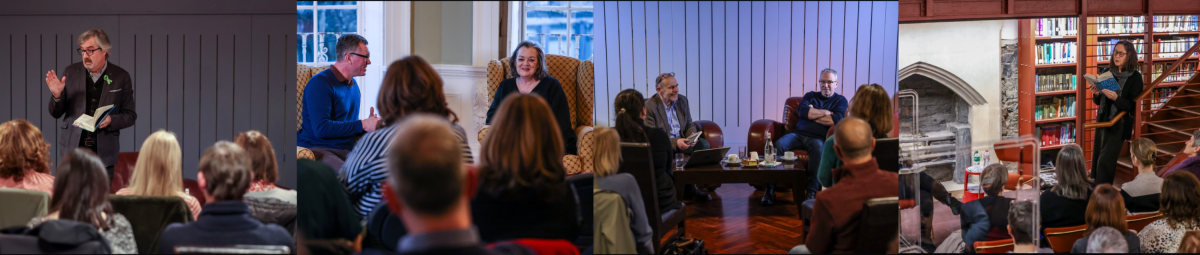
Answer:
[{"left": 662, "top": 184, "right": 804, "bottom": 254}]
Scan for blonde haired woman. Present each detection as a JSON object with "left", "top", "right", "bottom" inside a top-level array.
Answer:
[
  {"left": 592, "top": 127, "right": 652, "bottom": 254},
  {"left": 116, "top": 130, "right": 202, "bottom": 220}
]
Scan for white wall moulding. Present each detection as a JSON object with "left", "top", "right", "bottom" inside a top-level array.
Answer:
[
  {"left": 433, "top": 64, "right": 488, "bottom": 158},
  {"left": 473, "top": 1, "right": 501, "bottom": 67},
  {"left": 898, "top": 62, "right": 988, "bottom": 106}
]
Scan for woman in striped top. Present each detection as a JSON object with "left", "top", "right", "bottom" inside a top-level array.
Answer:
[
  {"left": 341, "top": 55, "right": 473, "bottom": 217},
  {"left": 115, "top": 130, "right": 202, "bottom": 221},
  {"left": 0, "top": 119, "right": 56, "bottom": 196}
]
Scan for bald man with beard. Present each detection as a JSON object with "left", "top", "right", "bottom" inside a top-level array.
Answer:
[{"left": 794, "top": 117, "right": 898, "bottom": 254}]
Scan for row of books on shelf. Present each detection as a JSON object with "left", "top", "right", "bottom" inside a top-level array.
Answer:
[
  {"left": 1036, "top": 73, "right": 1077, "bottom": 92},
  {"left": 1153, "top": 15, "right": 1200, "bottom": 33},
  {"left": 1038, "top": 41, "right": 1076, "bottom": 65},
  {"left": 1038, "top": 122, "right": 1076, "bottom": 147},
  {"left": 1096, "top": 16, "right": 1146, "bottom": 35},
  {"left": 1149, "top": 87, "right": 1177, "bottom": 110},
  {"left": 1096, "top": 38, "right": 1146, "bottom": 62},
  {"left": 1155, "top": 36, "right": 1199, "bottom": 58},
  {"left": 1151, "top": 62, "right": 1198, "bottom": 83},
  {"left": 1036, "top": 96, "right": 1076, "bottom": 120},
  {"left": 1036, "top": 18, "right": 1077, "bottom": 37}
]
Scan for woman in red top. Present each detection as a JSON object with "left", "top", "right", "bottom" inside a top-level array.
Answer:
[{"left": 0, "top": 119, "right": 55, "bottom": 196}]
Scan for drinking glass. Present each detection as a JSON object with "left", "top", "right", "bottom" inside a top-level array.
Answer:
[{"left": 675, "top": 153, "right": 686, "bottom": 170}]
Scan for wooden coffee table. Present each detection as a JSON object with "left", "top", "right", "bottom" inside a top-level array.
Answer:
[{"left": 673, "top": 157, "right": 808, "bottom": 220}]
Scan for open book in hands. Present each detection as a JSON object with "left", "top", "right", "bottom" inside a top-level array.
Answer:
[
  {"left": 1083, "top": 72, "right": 1121, "bottom": 93},
  {"left": 74, "top": 104, "right": 114, "bottom": 132}
]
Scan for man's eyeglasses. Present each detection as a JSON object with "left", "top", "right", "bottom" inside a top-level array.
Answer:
[
  {"left": 349, "top": 52, "right": 370, "bottom": 59},
  {"left": 819, "top": 80, "right": 837, "bottom": 84},
  {"left": 78, "top": 48, "right": 103, "bottom": 56}
]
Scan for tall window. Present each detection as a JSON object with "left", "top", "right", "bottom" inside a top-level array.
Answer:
[
  {"left": 522, "top": 1, "right": 593, "bottom": 60},
  {"left": 297, "top": 1, "right": 361, "bottom": 64}
]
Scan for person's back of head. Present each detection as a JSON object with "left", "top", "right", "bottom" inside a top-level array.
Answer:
[
  {"left": 1054, "top": 145, "right": 1093, "bottom": 200},
  {"left": 52, "top": 148, "right": 115, "bottom": 230},
  {"left": 613, "top": 89, "right": 647, "bottom": 143},
  {"left": 1086, "top": 184, "right": 1127, "bottom": 236},
  {"left": 377, "top": 55, "right": 458, "bottom": 129},
  {"left": 1007, "top": 200, "right": 1035, "bottom": 245},
  {"left": 832, "top": 117, "right": 874, "bottom": 164},
  {"left": 234, "top": 130, "right": 279, "bottom": 184},
  {"left": 980, "top": 163, "right": 1008, "bottom": 197},
  {"left": 848, "top": 84, "right": 893, "bottom": 138},
  {"left": 0, "top": 119, "right": 51, "bottom": 183},
  {"left": 129, "top": 130, "right": 184, "bottom": 197},
  {"left": 1160, "top": 171, "right": 1200, "bottom": 226},
  {"left": 479, "top": 93, "right": 566, "bottom": 201},
  {"left": 383, "top": 114, "right": 472, "bottom": 229},
  {"left": 592, "top": 127, "right": 621, "bottom": 178},
  {"left": 198, "top": 141, "right": 252, "bottom": 202},
  {"left": 1130, "top": 138, "right": 1156, "bottom": 170},
  {"left": 1085, "top": 226, "right": 1127, "bottom": 253}
]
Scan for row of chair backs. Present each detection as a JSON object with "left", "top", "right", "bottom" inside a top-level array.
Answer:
[
  {"left": 0, "top": 188, "right": 49, "bottom": 229},
  {"left": 174, "top": 244, "right": 291, "bottom": 254},
  {"left": 567, "top": 172, "right": 595, "bottom": 251},
  {"left": 617, "top": 143, "right": 686, "bottom": 254},
  {"left": 855, "top": 197, "right": 899, "bottom": 254},
  {"left": 109, "top": 195, "right": 194, "bottom": 254},
  {"left": 974, "top": 239, "right": 1015, "bottom": 253},
  {"left": 1045, "top": 212, "right": 1165, "bottom": 253},
  {"left": 874, "top": 138, "right": 900, "bottom": 172}
]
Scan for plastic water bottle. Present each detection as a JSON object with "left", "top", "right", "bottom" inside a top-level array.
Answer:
[
  {"left": 973, "top": 150, "right": 981, "bottom": 166},
  {"left": 764, "top": 131, "right": 776, "bottom": 164},
  {"left": 983, "top": 150, "right": 991, "bottom": 166}
]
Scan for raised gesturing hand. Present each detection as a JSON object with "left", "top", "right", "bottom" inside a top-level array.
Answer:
[{"left": 45, "top": 70, "right": 66, "bottom": 98}]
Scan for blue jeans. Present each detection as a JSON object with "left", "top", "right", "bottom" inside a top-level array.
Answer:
[{"left": 775, "top": 133, "right": 823, "bottom": 195}]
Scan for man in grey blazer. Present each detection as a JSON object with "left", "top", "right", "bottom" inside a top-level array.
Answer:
[
  {"left": 45, "top": 29, "right": 137, "bottom": 183},
  {"left": 645, "top": 72, "right": 711, "bottom": 202}
]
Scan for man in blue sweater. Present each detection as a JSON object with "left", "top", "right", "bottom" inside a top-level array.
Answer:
[
  {"left": 298, "top": 34, "right": 380, "bottom": 171},
  {"left": 764, "top": 68, "right": 848, "bottom": 205}
]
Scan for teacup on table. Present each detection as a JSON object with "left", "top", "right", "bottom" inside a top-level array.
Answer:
[
  {"left": 749, "top": 151, "right": 759, "bottom": 160},
  {"left": 784, "top": 151, "right": 795, "bottom": 159}
]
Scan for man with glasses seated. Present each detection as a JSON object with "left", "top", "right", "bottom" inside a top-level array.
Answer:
[
  {"left": 45, "top": 28, "right": 137, "bottom": 184},
  {"left": 766, "top": 68, "right": 848, "bottom": 205},
  {"left": 298, "top": 34, "right": 381, "bottom": 172},
  {"left": 645, "top": 72, "right": 712, "bottom": 202}
]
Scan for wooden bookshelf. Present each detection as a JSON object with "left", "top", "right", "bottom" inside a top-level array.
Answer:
[
  {"left": 1035, "top": 116, "right": 1077, "bottom": 124},
  {"left": 1019, "top": 18, "right": 1083, "bottom": 156}
]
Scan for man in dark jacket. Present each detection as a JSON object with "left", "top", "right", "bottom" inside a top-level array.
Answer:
[
  {"left": 158, "top": 141, "right": 294, "bottom": 253},
  {"left": 358, "top": 114, "right": 532, "bottom": 255},
  {"left": 46, "top": 28, "right": 137, "bottom": 183},
  {"left": 645, "top": 72, "right": 711, "bottom": 202}
]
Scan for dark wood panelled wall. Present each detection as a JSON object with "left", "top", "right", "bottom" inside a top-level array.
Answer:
[
  {"left": 594, "top": 1, "right": 899, "bottom": 143},
  {"left": 900, "top": 0, "right": 1200, "bottom": 24},
  {"left": 0, "top": 0, "right": 297, "bottom": 187}
]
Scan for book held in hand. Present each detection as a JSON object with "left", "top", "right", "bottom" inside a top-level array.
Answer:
[
  {"left": 73, "top": 104, "right": 114, "bottom": 132},
  {"left": 686, "top": 131, "right": 703, "bottom": 145},
  {"left": 1083, "top": 72, "right": 1121, "bottom": 92}
]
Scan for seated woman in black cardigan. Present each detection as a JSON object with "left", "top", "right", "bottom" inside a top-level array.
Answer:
[
  {"left": 472, "top": 93, "right": 579, "bottom": 242},
  {"left": 1041, "top": 145, "right": 1095, "bottom": 233},
  {"left": 486, "top": 41, "right": 577, "bottom": 155},
  {"left": 613, "top": 88, "right": 681, "bottom": 213}
]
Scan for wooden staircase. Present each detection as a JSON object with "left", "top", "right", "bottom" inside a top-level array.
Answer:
[{"left": 1088, "top": 42, "right": 1200, "bottom": 182}]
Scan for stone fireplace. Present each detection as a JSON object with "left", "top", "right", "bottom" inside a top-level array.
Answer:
[{"left": 899, "top": 62, "right": 988, "bottom": 184}]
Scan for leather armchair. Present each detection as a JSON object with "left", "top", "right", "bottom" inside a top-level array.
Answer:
[
  {"left": 747, "top": 97, "right": 811, "bottom": 190},
  {"left": 692, "top": 120, "right": 724, "bottom": 191}
]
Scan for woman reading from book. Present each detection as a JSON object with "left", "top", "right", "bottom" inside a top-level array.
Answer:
[{"left": 1089, "top": 39, "right": 1144, "bottom": 185}]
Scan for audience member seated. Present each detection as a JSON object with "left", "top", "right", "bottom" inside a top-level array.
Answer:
[
  {"left": 27, "top": 148, "right": 137, "bottom": 254},
  {"left": 472, "top": 94, "right": 579, "bottom": 242},
  {"left": 960, "top": 163, "right": 1013, "bottom": 252},
  {"left": 342, "top": 55, "right": 474, "bottom": 217},
  {"left": 158, "top": 141, "right": 294, "bottom": 253},
  {"left": 237, "top": 130, "right": 296, "bottom": 205},
  {"left": 794, "top": 117, "right": 898, "bottom": 254},
  {"left": 772, "top": 68, "right": 849, "bottom": 204},
  {"left": 1122, "top": 138, "right": 1163, "bottom": 213},
  {"left": 1138, "top": 171, "right": 1200, "bottom": 253},
  {"left": 1084, "top": 226, "right": 1128, "bottom": 253},
  {"left": 297, "top": 34, "right": 380, "bottom": 171},
  {"left": 1163, "top": 130, "right": 1200, "bottom": 178},
  {"left": 115, "top": 130, "right": 202, "bottom": 220},
  {"left": 0, "top": 217, "right": 112, "bottom": 254},
  {"left": 485, "top": 41, "right": 577, "bottom": 155},
  {"left": 0, "top": 119, "right": 55, "bottom": 195},
  {"left": 1007, "top": 200, "right": 1054, "bottom": 253},
  {"left": 612, "top": 89, "right": 680, "bottom": 213},
  {"left": 358, "top": 114, "right": 535, "bottom": 255},
  {"left": 591, "top": 127, "right": 653, "bottom": 254},
  {"left": 644, "top": 72, "right": 709, "bottom": 202},
  {"left": 1041, "top": 145, "right": 1094, "bottom": 232},
  {"left": 297, "top": 159, "right": 362, "bottom": 254},
  {"left": 817, "top": 83, "right": 892, "bottom": 188},
  {"left": 1071, "top": 184, "right": 1140, "bottom": 253}
]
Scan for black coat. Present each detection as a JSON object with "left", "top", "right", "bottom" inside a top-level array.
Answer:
[
  {"left": 485, "top": 77, "right": 577, "bottom": 155},
  {"left": 48, "top": 62, "right": 137, "bottom": 167},
  {"left": 1092, "top": 70, "right": 1143, "bottom": 140},
  {"left": 470, "top": 182, "right": 580, "bottom": 243}
]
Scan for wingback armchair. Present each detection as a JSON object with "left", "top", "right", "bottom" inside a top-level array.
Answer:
[
  {"left": 479, "top": 54, "right": 594, "bottom": 175},
  {"left": 297, "top": 64, "right": 332, "bottom": 160}
]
